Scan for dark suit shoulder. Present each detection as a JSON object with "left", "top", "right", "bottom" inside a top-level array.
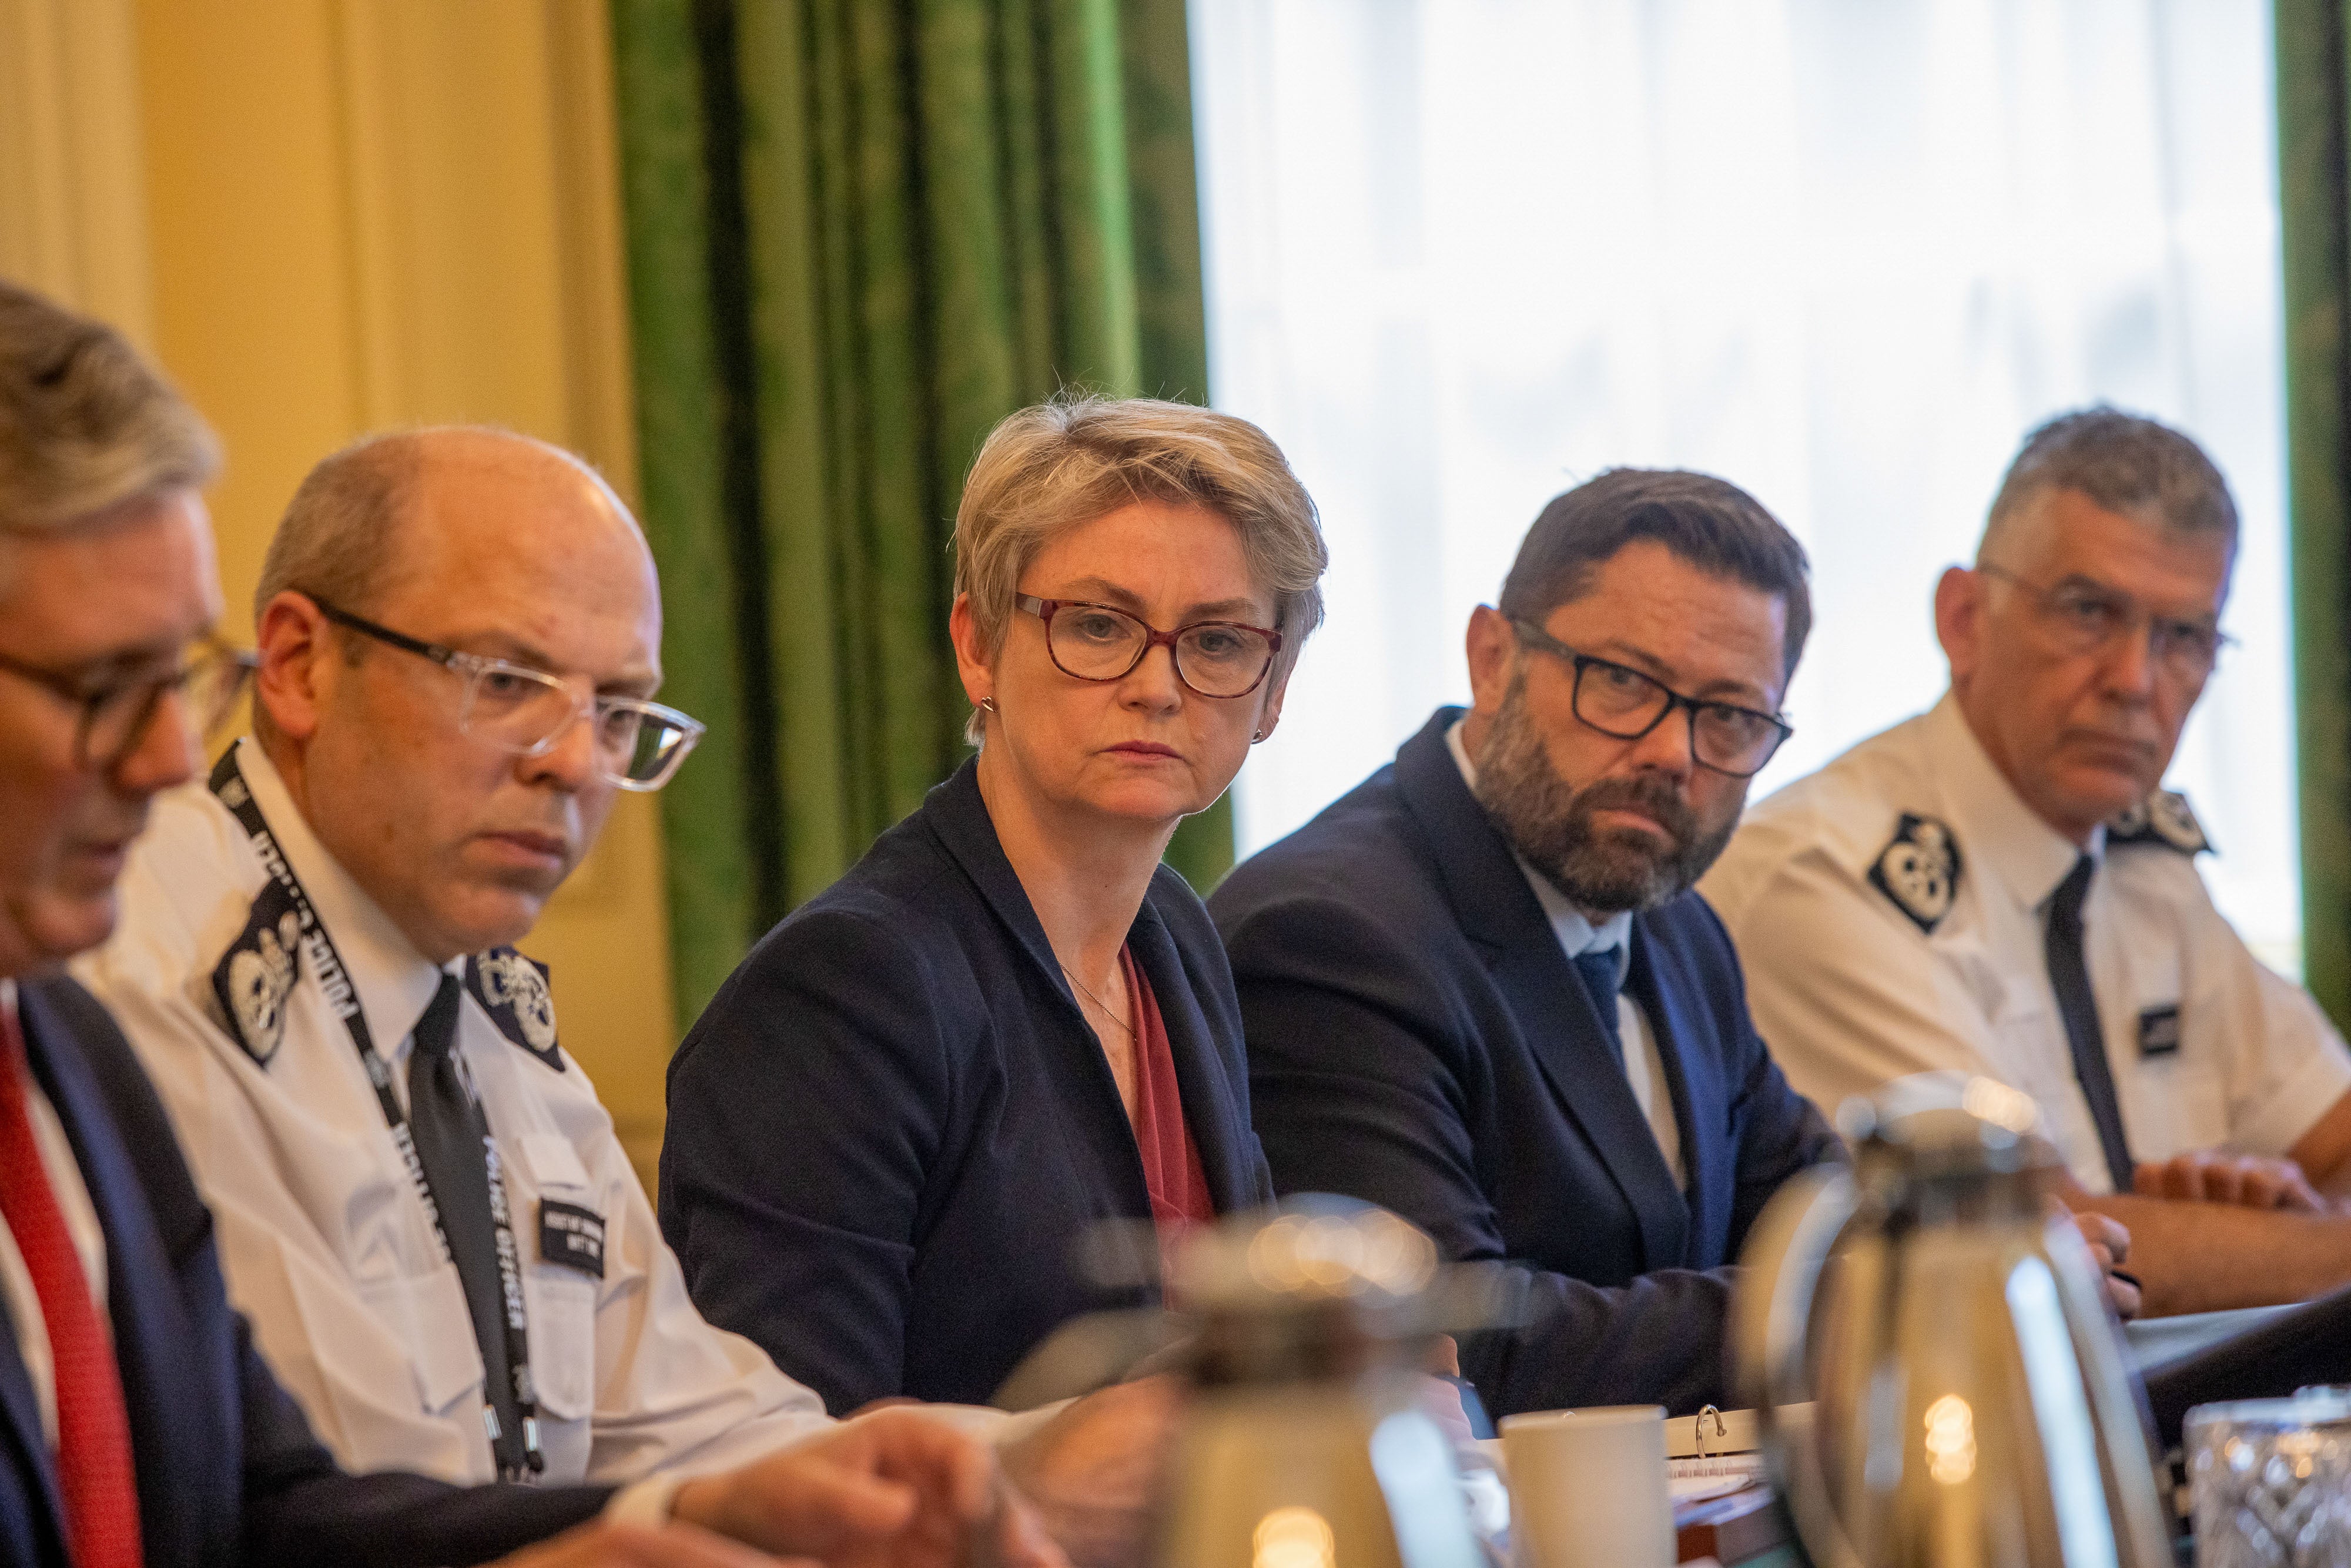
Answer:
[
  {"left": 792, "top": 808, "right": 980, "bottom": 945},
  {"left": 676, "top": 906, "right": 970, "bottom": 1115},
  {"left": 700, "top": 816, "right": 984, "bottom": 1027},
  {"left": 14, "top": 980, "right": 618, "bottom": 1568},
  {"left": 1213, "top": 778, "right": 1489, "bottom": 1084},
  {"left": 21, "top": 976, "right": 213, "bottom": 1268},
  {"left": 1213, "top": 762, "right": 1454, "bottom": 946}
]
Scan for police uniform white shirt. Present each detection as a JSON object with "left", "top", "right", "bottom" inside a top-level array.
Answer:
[
  {"left": 1699, "top": 695, "right": 2351, "bottom": 1193},
  {"left": 70, "top": 738, "right": 836, "bottom": 1486},
  {"left": 1446, "top": 719, "right": 1686, "bottom": 1185}
]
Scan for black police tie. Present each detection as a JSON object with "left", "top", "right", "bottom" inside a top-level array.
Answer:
[
  {"left": 405, "top": 973, "right": 527, "bottom": 1475},
  {"left": 1573, "top": 947, "right": 1626, "bottom": 1067},
  {"left": 2046, "top": 855, "right": 2135, "bottom": 1194}
]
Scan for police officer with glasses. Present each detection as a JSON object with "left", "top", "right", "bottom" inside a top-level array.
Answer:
[
  {"left": 1706, "top": 406, "right": 2351, "bottom": 1318},
  {"left": 73, "top": 424, "right": 846, "bottom": 1491}
]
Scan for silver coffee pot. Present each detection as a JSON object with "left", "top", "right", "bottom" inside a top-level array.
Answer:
[
  {"left": 1734, "top": 1075, "right": 2175, "bottom": 1568},
  {"left": 1153, "top": 1198, "right": 1491, "bottom": 1568}
]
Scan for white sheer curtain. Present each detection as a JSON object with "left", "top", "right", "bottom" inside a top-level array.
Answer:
[{"left": 1193, "top": 0, "right": 2298, "bottom": 968}]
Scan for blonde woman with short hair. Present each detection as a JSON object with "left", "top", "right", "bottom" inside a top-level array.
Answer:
[{"left": 661, "top": 396, "right": 1327, "bottom": 1417}]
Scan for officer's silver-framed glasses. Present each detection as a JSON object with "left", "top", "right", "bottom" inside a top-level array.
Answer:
[
  {"left": 312, "top": 598, "right": 705, "bottom": 790},
  {"left": 1974, "top": 562, "right": 2234, "bottom": 683}
]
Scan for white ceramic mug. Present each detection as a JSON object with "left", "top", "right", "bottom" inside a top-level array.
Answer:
[{"left": 1499, "top": 1405, "right": 1676, "bottom": 1568}]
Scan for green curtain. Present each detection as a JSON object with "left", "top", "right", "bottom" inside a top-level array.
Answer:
[
  {"left": 608, "top": 0, "right": 1232, "bottom": 1034},
  {"left": 2279, "top": 0, "right": 2351, "bottom": 1027}
]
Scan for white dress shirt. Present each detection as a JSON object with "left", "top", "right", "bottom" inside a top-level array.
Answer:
[
  {"left": 1446, "top": 721, "right": 1687, "bottom": 1186},
  {"left": 71, "top": 739, "right": 837, "bottom": 1485},
  {"left": 1702, "top": 696, "right": 2351, "bottom": 1192},
  {"left": 0, "top": 980, "right": 111, "bottom": 1449}
]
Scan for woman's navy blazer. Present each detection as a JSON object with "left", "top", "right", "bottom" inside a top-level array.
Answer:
[{"left": 659, "top": 758, "right": 1274, "bottom": 1412}]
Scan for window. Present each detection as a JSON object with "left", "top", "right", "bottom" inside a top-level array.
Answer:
[{"left": 1195, "top": 0, "right": 2297, "bottom": 969}]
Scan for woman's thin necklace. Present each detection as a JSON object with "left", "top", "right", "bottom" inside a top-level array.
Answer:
[{"left": 1060, "top": 961, "right": 1134, "bottom": 1040}]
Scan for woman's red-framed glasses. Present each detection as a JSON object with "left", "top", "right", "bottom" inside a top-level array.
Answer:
[{"left": 1016, "top": 595, "right": 1282, "bottom": 699}]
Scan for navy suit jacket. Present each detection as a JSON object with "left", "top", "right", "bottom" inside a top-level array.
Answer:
[
  {"left": 1209, "top": 709, "right": 1839, "bottom": 1418},
  {"left": 661, "top": 758, "right": 1274, "bottom": 1413},
  {"left": 0, "top": 976, "right": 609, "bottom": 1568}
]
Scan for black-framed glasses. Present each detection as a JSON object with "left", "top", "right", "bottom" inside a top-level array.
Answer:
[
  {"left": 0, "top": 636, "right": 256, "bottom": 772},
  {"left": 1017, "top": 595, "right": 1282, "bottom": 699},
  {"left": 1975, "top": 562, "right": 2233, "bottom": 682},
  {"left": 312, "top": 598, "right": 705, "bottom": 790},
  {"left": 1508, "top": 618, "right": 1793, "bottom": 777}
]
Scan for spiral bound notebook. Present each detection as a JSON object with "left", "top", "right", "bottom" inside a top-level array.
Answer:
[{"left": 1666, "top": 1406, "right": 1774, "bottom": 1485}]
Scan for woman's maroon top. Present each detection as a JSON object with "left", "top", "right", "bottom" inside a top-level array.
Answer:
[{"left": 1120, "top": 944, "right": 1215, "bottom": 1281}]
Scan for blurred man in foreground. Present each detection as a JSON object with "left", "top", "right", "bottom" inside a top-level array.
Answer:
[
  {"left": 0, "top": 275, "right": 1056, "bottom": 1566},
  {"left": 1704, "top": 407, "right": 2351, "bottom": 1315}
]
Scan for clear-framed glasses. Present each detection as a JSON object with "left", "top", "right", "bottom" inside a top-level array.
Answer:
[
  {"left": 1509, "top": 618, "right": 1793, "bottom": 778},
  {"left": 312, "top": 598, "right": 705, "bottom": 790},
  {"left": 1976, "top": 562, "right": 2233, "bottom": 682},
  {"left": 1017, "top": 594, "right": 1282, "bottom": 699},
  {"left": 0, "top": 636, "right": 257, "bottom": 772}
]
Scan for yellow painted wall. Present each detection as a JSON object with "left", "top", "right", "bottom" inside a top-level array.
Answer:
[
  {"left": 2, "top": 0, "right": 680, "bottom": 1184},
  {"left": 0, "top": 0, "right": 153, "bottom": 343}
]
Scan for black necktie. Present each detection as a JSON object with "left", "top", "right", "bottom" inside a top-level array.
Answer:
[
  {"left": 405, "top": 973, "right": 527, "bottom": 1474},
  {"left": 2046, "top": 855, "right": 2134, "bottom": 1193},
  {"left": 1573, "top": 946, "right": 1625, "bottom": 1066}
]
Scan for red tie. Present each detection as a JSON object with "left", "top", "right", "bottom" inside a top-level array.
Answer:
[{"left": 0, "top": 996, "right": 143, "bottom": 1568}]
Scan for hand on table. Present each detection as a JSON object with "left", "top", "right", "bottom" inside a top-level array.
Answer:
[
  {"left": 999, "top": 1374, "right": 1187, "bottom": 1568},
  {"left": 672, "top": 1408, "right": 1066, "bottom": 1568},
  {"left": 2068, "top": 1211, "right": 2141, "bottom": 1321},
  {"left": 2134, "top": 1151, "right": 2325, "bottom": 1212}
]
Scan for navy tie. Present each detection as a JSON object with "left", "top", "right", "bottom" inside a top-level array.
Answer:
[
  {"left": 406, "top": 974, "right": 528, "bottom": 1475},
  {"left": 1573, "top": 947, "right": 1625, "bottom": 1066},
  {"left": 2046, "top": 855, "right": 2134, "bottom": 1193}
]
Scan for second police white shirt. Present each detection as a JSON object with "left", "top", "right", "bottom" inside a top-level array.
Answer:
[
  {"left": 1700, "top": 695, "right": 2351, "bottom": 1193},
  {"left": 71, "top": 738, "right": 838, "bottom": 1485}
]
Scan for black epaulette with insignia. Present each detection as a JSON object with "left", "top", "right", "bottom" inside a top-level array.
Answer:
[
  {"left": 1870, "top": 813, "right": 1962, "bottom": 933},
  {"left": 211, "top": 880, "right": 306, "bottom": 1066},
  {"left": 465, "top": 948, "right": 564, "bottom": 1072},
  {"left": 2107, "top": 789, "right": 2212, "bottom": 856}
]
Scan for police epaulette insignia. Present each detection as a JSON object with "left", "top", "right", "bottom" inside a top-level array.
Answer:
[
  {"left": 2107, "top": 789, "right": 2211, "bottom": 856},
  {"left": 212, "top": 880, "right": 306, "bottom": 1066},
  {"left": 1870, "top": 813, "right": 1962, "bottom": 934},
  {"left": 465, "top": 949, "right": 563, "bottom": 1071}
]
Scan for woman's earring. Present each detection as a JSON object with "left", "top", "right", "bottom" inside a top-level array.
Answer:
[
  {"left": 1251, "top": 728, "right": 1265, "bottom": 743},
  {"left": 980, "top": 697, "right": 999, "bottom": 714}
]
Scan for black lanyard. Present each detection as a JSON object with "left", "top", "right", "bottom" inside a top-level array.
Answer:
[{"left": 209, "top": 746, "right": 545, "bottom": 1479}]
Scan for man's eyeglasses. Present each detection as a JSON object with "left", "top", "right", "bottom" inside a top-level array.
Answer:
[
  {"left": 1508, "top": 618, "right": 1793, "bottom": 778},
  {"left": 0, "top": 638, "right": 257, "bottom": 772},
  {"left": 312, "top": 599, "right": 705, "bottom": 791},
  {"left": 1975, "top": 563, "right": 2232, "bottom": 682},
  {"left": 1017, "top": 595, "right": 1282, "bottom": 699}
]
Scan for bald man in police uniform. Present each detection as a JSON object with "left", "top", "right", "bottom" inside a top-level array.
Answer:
[
  {"left": 1704, "top": 407, "right": 2351, "bottom": 1316},
  {"left": 71, "top": 427, "right": 845, "bottom": 1488}
]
